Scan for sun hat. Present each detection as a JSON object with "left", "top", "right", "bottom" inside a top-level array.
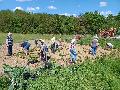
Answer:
[
  {"left": 8, "top": 32, "right": 12, "bottom": 36},
  {"left": 51, "top": 37, "right": 55, "bottom": 42},
  {"left": 71, "top": 39, "right": 76, "bottom": 44},
  {"left": 39, "top": 39, "right": 44, "bottom": 43}
]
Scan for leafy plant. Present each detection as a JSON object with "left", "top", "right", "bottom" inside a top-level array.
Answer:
[{"left": 28, "top": 55, "right": 38, "bottom": 64}]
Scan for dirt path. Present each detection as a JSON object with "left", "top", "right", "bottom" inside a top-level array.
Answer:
[{"left": 0, "top": 40, "right": 111, "bottom": 75}]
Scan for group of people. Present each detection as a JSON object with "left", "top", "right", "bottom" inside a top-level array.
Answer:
[{"left": 5, "top": 32, "right": 113, "bottom": 64}]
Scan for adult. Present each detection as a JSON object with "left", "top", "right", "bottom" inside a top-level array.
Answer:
[
  {"left": 106, "top": 43, "right": 113, "bottom": 49},
  {"left": 21, "top": 41, "right": 31, "bottom": 55},
  {"left": 39, "top": 39, "right": 49, "bottom": 62},
  {"left": 6, "top": 32, "right": 13, "bottom": 56},
  {"left": 69, "top": 39, "right": 77, "bottom": 63},
  {"left": 50, "top": 37, "right": 59, "bottom": 54},
  {"left": 90, "top": 36, "right": 99, "bottom": 56}
]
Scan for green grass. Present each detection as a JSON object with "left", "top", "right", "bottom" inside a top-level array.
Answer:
[
  {"left": 77, "top": 35, "right": 120, "bottom": 49},
  {"left": 0, "top": 33, "right": 73, "bottom": 45},
  {"left": 27, "top": 55, "right": 120, "bottom": 90},
  {"left": 1, "top": 33, "right": 120, "bottom": 49}
]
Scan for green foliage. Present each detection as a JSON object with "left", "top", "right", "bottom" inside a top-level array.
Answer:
[
  {"left": 0, "top": 76, "right": 10, "bottom": 90},
  {"left": 28, "top": 55, "right": 38, "bottom": 64},
  {"left": 77, "top": 35, "right": 92, "bottom": 45},
  {"left": 27, "top": 56, "right": 120, "bottom": 90},
  {"left": 3, "top": 64, "right": 31, "bottom": 90},
  {"left": 0, "top": 10, "right": 120, "bottom": 35},
  {"left": 1, "top": 52, "right": 120, "bottom": 90}
]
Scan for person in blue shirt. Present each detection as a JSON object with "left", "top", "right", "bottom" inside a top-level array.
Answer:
[
  {"left": 90, "top": 36, "right": 99, "bottom": 56},
  {"left": 6, "top": 32, "right": 13, "bottom": 56},
  {"left": 69, "top": 39, "right": 77, "bottom": 63},
  {"left": 21, "top": 40, "right": 31, "bottom": 55}
]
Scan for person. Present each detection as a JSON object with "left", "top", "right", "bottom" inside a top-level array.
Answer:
[
  {"left": 6, "top": 32, "right": 13, "bottom": 56},
  {"left": 21, "top": 41, "right": 31, "bottom": 55},
  {"left": 50, "top": 37, "right": 59, "bottom": 54},
  {"left": 69, "top": 39, "right": 77, "bottom": 63},
  {"left": 106, "top": 43, "right": 113, "bottom": 49},
  {"left": 39, "top": 39, "right": 49, "bottom": 62},
  {"left": 90, "top": 36, "right": 99, "bottom": 56}
]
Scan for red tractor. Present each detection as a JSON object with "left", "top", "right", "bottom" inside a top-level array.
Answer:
[{"left": 99, "top": 28, "right": 116, "bottom": 38}]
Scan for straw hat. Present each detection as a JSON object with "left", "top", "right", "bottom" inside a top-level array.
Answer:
[
  {"left": 8, "top": 32, "right": 12, "bottom": 36},
  {"left": 93, "top": 34, "right": 99, "bottom": 39},
  {"left": 71, "top": 39, "right": 76, "bottom": 44},
  {"left": 51, "top": 37, "right": 55, "bottom": 42},
  {"left": 39, "top": 39, "right": 44, "bottom": 43}
]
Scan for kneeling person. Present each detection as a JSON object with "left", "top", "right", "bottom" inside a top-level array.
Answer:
[{"left": 106, "top": 43, "right": 113, "bottom": 49}]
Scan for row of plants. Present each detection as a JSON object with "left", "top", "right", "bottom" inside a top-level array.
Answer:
[{"left": 0, "top": 49, "right": 120, "bottom": 90}]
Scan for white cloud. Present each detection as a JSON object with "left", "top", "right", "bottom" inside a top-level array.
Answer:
[
  {"left": 16, "top": 0, "right": 32, "bottom": 2},
  {"left": 60, "top": 13, "right": 70, "bottom": 16},
  {"left": 27, "top": 7, "right": 35, "bottom": 11},
  {"left": 35, "top": 7, "right": 40, "bottom": 10},
  {"left": 13, "top": 7, "right": 24, "bottom": 11},
  {"left": 26, "top": 6, "right": 40, "bottom": 12},
  {"left": 48, "top": 6, "right": 57, "bottom": 10},
  {"left": 100, "top": 11, "right": 112, "bottom": 16},
  {"left": 106, "top": 11, "right": 112, "bottom": 14},
  {"left": 59, "top": 13, "right": 78, "bottom": 17},
  {"left": 72, "top": 14, "right": 77, "bottom": 17},
  {"left": 100, "top": 2, "right": 107, "bottom": 7}
]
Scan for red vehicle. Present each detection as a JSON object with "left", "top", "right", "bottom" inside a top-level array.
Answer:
[{"left": 99, "top": 28, "right": 116, "bottom": 38}]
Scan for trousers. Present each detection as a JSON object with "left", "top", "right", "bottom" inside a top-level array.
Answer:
[{"left": 8, "top": 45, "right": 12, "bottom": 55}]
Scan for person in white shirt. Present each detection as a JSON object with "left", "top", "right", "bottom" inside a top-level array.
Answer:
[{"left": 106, "top": 43, "right": 113, "bottom": 49}]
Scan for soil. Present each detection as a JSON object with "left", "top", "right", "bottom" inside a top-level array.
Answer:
[{"left": 0, "top": 40, "right": 111, "bottom": 76}]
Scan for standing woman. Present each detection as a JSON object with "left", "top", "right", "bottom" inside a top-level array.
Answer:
[
  {"left": 39, "top": 39, "right": 49, "bottom": 62},
  {"left": 91, "top": 36, "right": 99, "bottom": 56},
  {"left": 6, "top": 32, "right": 13, "bottom": 56},
  {"left": 50, "top": 37, "right": 58, "bottom": 54},
  {"left": 69, "top": 39, "right": 77, "bottom": 63}
]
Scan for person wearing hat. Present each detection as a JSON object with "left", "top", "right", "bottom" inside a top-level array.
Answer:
[
  {"left": 50, "top": 37, "right": 58, "bottom": 54},
  {"left": 69, "top": 39, "right": 77, "bottom": 63},
  {"left": 21, "top": 40, "right": 31, "bottom": 55},
  {"left": 90, "top": 36, "right": 99, "bottom": 56},
  {"left": 6, "top": 32, "right": 13, "bottom": 56},
  {"left": 106, "top": 43, "right": 113, "bottom": 49},
  {"left": 39, "top": 40, "right": 49, "bottom": 62}
]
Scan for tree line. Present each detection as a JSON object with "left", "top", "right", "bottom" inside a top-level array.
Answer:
[{"left": 0, "top": 9, "right": 120, "bottom": 34}]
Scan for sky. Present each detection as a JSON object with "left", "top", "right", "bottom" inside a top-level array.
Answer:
[{"left": 0, "top": 0, "right": 120, "bottom": 16}]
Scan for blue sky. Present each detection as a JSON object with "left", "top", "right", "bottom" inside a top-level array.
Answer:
[{"left": 0, "top": 0, "right": 120, "bottom": 16}]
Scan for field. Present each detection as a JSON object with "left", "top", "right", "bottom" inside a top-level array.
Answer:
[{"left": 0, "top": 33, "right": 120, "bottom": 90}]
